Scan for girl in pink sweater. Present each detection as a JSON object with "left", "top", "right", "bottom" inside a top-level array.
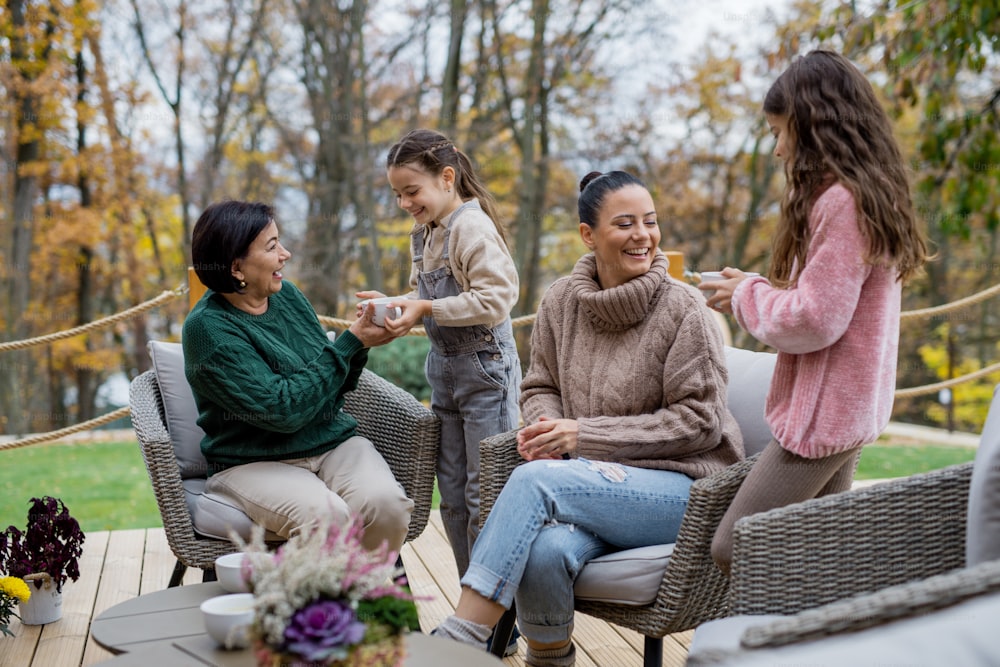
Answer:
[{"left": 702, "top": 50, "right": 930, "bottom": 574}]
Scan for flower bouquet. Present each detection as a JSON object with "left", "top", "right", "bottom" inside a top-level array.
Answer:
[
  {"left": 0, "top": 576, "right": 31, "bottom": 637},
  {"left": 237, "top": 516, "right": 419, "bottom": 667}
]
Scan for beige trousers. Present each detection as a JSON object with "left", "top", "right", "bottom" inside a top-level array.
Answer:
[{"left": 205, "top": 435, "right": 414, "bottom": 552}]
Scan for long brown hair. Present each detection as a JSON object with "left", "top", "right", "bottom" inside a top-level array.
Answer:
[
  {"left": 386, "top": 128, "right": 509, "bottom": 246},
  {"left": 763, "top": 50, "right": 929, "bottom": 287}
]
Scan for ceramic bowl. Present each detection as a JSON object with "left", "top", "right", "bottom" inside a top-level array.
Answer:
[
  {"left": 201, "top": 593, "right": 254, "bottom": 649},
  {"left": 215, "top": 552, "right": 250, "bottom": 594}
]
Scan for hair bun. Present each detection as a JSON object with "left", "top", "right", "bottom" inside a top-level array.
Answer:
[{"left": 579, "top": 171, "right": 603, "bottom": 192}]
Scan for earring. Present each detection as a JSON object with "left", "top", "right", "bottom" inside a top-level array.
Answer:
[{"left": 239, "top": 280, "right": 246, "bottom": 289}]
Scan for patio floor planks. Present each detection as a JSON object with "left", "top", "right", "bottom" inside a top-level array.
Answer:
[{"left": 1, "top": 511, "right": 691, "bottom": 667}]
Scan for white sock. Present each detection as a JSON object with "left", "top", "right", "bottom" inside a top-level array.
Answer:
[
  {"left": 526, "top": 641, "right": 576, "bottom": 667},
  {"left": 430, "top": 615, "right": 492, "bottom": 648}
]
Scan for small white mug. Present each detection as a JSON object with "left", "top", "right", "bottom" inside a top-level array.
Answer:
[
  {"left": 359, "top": 297, "right": 403, "bottom": 327},
  {"left": 698, "top": 271, "right": 759, "bottom": 299}
]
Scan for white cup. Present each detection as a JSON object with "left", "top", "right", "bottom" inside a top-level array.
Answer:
[
  {"left": 698, "top": 271, "right": 759, "bottom": 299},
  {"left": 201, "top": 593, "right": 254, "bottom": 649},
  {"left": 214, "top": 553, "right": 249, "bottom": 594},
  {"left": 359, "top": 297, "right": 403, "bottom": 327}
]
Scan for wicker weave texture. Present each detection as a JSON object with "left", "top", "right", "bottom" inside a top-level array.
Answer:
[
  {"left": 729, "top": 461, "right": 973, "bottom": 617},
  {"left": 129, "top": 366, "right": 439, "bottom": 574},
  {"left": 130, "top": 371, "right": 236, "bottom": 570},
  {"left": 741, "top": 557, "right": 1000, "bottom": 650},
  {"left": 345, "top": 369, "right": 440, "bottom": 543}
]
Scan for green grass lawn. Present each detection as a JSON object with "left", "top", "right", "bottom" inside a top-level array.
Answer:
[{"left": 0, "top": 439, "right": 978, "bottom": 533}]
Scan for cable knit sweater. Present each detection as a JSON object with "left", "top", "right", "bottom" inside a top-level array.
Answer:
[
  {"left": 732, "top": 183, "right": 902, "bottom": 458},
  {"left": 182, "top": 282, "right": 368, "bottom": 473},
  {"left": 521, "top": 252, "right": 744, "bottom": 480}
]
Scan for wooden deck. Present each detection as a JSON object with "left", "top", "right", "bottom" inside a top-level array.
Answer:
[{"left": 1, "top": 511, "right": 691, "bottom": 667}]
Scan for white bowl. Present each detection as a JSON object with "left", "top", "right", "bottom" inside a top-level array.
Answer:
[
  {"left": 215, "top": 552, "right": 249, "bottom": 593},
  {"left": 201, "top": 593, "right": 254, "bottom": 649}
]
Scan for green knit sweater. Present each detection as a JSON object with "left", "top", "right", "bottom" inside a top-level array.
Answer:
[{"left": 182, "top": 282, "right": 368, "bottom": 474}]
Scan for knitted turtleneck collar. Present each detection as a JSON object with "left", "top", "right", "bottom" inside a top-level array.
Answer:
[{"left": 570, "top": 251, "right": 668, "bottom": 331}]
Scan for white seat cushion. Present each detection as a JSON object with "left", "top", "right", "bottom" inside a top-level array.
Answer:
[
  {"left": 182, "top": 479, "right": 282, "bottom": 541},
  {"left": 687, "top": 614, "right": 788, "bottom": 661},
  {"left": 148, "top": 340, "right": 209, "bottom": 479},
  {"left": 574, "top": 543, "right": 675, "bottom": 605},
  {"left": 690, "top": 593, "right": 1000, "bottom": 667},
  {"left": 968, "top": 384, "right": 1000, "bottom": 566},
  {"left": 723, "top": 346, "right": 777, "bottom": 456}
]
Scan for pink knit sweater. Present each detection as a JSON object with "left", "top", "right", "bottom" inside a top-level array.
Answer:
[{"left": 732, "top": 184, "right": 902, "bottom": 459}]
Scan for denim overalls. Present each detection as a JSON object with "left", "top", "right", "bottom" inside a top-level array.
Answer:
[{"left": 412, "top": 200, "right": 521, "bottom": 576}]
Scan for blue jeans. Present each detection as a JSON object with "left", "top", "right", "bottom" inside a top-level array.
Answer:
[{"left": 460, "top": 458, "right": 693, "bottom": 643}]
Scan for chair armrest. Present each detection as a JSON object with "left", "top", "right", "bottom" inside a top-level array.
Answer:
[
  {"left": 730, "top": 461, "right": 973, "bottom": 616},
  {"left": 741, "top": 557, "right": 1000, "bottom": 650},
  {"left": 345, "top": 369, "right": 440, "bottom": 542},
  {"left": 479, "top": 429, "right": 525, "bottom": 528}
]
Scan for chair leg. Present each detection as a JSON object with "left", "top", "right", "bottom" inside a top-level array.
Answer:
[
  {"left": 643, "top": 635, "right": 663, "bottom": 667},
  {"left": 489, "top": 605, "right": 517, "bottom": 658},
  {"left": 203, "top": 567, "right": 218, "bottom": 583},
  {"left": 168, "top": 560, "right": 187, "bottom": 588}
]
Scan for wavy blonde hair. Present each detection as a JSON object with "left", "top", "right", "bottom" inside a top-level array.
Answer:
[{"left": 764, "top": 50, "right": 929, "bottom": 287}]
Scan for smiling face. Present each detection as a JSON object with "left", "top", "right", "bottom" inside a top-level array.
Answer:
[
  {"left": 231, "top": 220, "right": 290, "bottom": 302},
  {"left": 579, "top": 184, "right": 660, "bottom": 289},
  {"left": 387, "top": 163, "right": 461, "bottom": 226}
]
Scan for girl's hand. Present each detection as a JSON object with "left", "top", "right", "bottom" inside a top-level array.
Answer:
[
  {"left": 700, "top": 268, "right": 753, "bottom": 315},
  {"left": 383, "top": 299, "right": 430, "bottom": 337},
  {"left": 354, "top": 290, "right": 386, "bottom": 319},
  {"left": 516, "top": 416, "right": 580, "bottom": 461}
]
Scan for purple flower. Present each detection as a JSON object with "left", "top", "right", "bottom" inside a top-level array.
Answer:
[{"left": 283, "top": 598, "right": 366, "bottom": 662}]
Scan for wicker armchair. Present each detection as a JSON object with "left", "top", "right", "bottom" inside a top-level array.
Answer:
[
  {"left": 686, "top": 555, "right": 1000, "bottom": 666},
  {"left": 130, "top": 362, "right": 439, "bottom": 587},
  {"left": 686, "top": 383, "right": 1000, "bottom": 664},
  {"left": 479, "top": 346, "right": 777, "bottom": 667},
  {"left": 727, "top": 461, "right": 972, "bottom": 617}
]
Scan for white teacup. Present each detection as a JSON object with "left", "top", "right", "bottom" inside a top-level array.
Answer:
[
  {"left": 215, "top": 553, "right": 249, "bottom": 594},
  {"left": 359, "top": 297, "right": 403, "bottom": 327},
  {"left": 698, "top": 271, "right": 759, "bottom": 299},
  {"left": 201, "top": 593, "right": 254, "bottom": 649}
]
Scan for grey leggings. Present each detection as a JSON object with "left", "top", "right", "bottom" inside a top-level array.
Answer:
[{"left": 711, "top": 439, "right": 861, "bottom": 575}]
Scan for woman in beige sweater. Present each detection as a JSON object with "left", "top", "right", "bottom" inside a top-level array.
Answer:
[{"left": 431, "top": 170, "right": 743, "bottom": 666}]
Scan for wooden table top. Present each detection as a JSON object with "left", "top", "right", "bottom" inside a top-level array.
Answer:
[{"left": 91, "top": 582, "right": 502, "bottom": 666}]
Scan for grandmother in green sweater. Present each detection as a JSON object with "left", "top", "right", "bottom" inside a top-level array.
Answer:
[{"left": 182, "top": 200, "right": 414, "bottom": 552}]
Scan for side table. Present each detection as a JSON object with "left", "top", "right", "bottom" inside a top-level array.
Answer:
[{"left": 92, "top": 582, "right": 502, "bottom": 666}]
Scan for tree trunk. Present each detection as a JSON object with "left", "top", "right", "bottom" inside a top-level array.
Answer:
[
  {"left": 296, "top": 0, "right": 368, "bottom": 316},
  {"left": 440, "top": 0, "right": 468, "bottom": 134},
  {"left": 1, "top": 0, "right": 48, "bottom": 435}
]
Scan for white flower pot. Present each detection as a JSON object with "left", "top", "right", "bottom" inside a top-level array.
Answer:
[{"left": 19, "top": 573, "right": 63, "bottom": 625}]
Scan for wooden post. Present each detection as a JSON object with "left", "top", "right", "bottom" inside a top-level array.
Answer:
[
  {"left": 663, "top": 250, "right": 685, "bottom": 282},
  {"left": 188, "top": 267, "right": 207, "bottom": 311}
]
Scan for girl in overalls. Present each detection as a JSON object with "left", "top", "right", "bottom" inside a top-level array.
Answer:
[{"left": 358, "top": 128, "right": 521, "bottom": 583}]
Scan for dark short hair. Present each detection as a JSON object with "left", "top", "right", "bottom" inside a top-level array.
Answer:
[
  {"left": 191, "top": 200, "right": 274, "bottom": 293},
  {"left": 578, "top": 171, "right": 647, "bottom": 228}
]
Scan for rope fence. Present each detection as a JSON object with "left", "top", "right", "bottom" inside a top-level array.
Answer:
[{"left": 1, "top": 279, "right": 999, "bottom": 450}]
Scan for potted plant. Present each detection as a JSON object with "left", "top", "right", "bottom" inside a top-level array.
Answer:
[
  {"left": 0, "top": 576, "right": 31, "bottom": 637},
  {"left": 0, "top": 496, "right": 86, "bottom": 625}
]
